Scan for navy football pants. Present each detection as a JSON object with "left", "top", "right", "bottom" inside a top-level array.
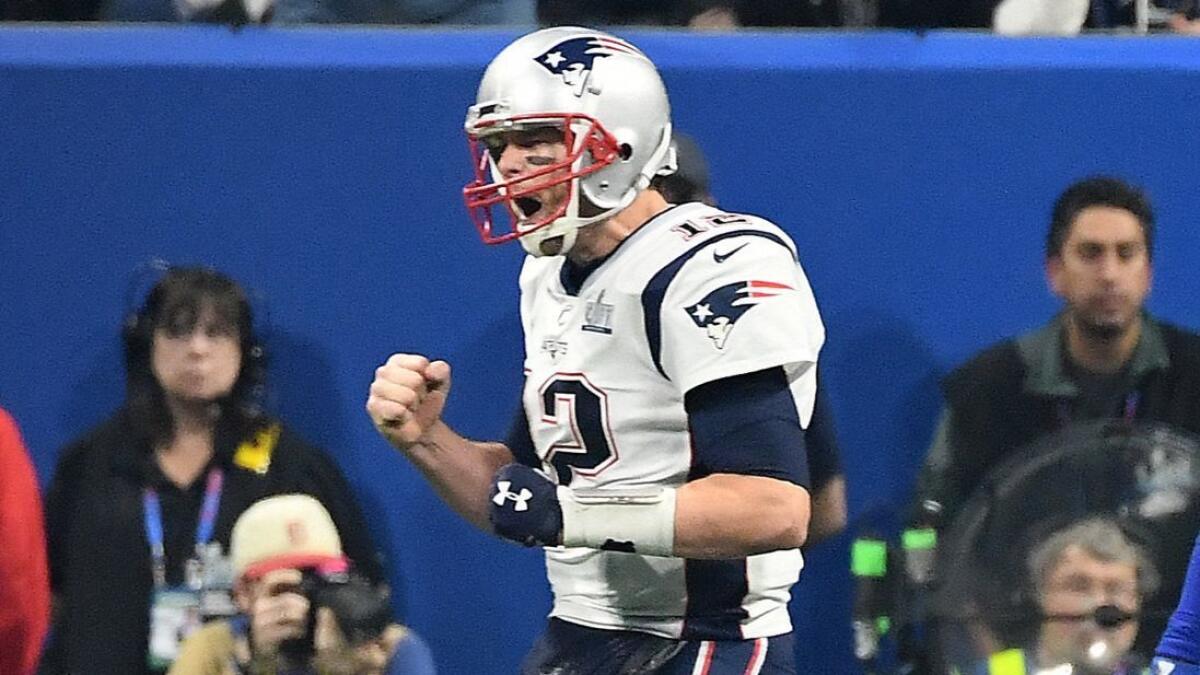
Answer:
[{"left": 522, "top": 618, "right": 797, "bottom": 674}]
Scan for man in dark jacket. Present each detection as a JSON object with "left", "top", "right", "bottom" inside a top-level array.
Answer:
[{"left": 914, "top": 175, "right": 1200, "bottom": 526}]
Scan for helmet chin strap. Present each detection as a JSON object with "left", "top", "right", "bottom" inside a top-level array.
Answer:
[
  {"left": 518, "top": 188, "right": 633, "bottom": 257},
  {"left": 518, "top": 171, "right": 617, "bottom": 258},
  {"left": 520, "top": 226, "right": 579, "bottom": 257}
]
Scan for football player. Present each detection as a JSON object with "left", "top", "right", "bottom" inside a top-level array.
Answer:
[
  {"left": 1154, "top": 533, "right": 1200, "bottom": 675},
  {"left": 367, "top": 26, "right": 824, "bottom": 674}
]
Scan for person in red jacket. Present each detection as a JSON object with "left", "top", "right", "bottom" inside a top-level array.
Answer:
[{"left": 0, "top": 406, "right": 51, "bottom": 675}]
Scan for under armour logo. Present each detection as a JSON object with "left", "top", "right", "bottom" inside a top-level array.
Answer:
[{"left": 492, "top": 481, "right": 533, "bottom": 511}]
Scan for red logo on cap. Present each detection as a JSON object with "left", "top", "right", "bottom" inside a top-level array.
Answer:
[{"left": 286, "top": 520, "right": 307, "bottom": 547}]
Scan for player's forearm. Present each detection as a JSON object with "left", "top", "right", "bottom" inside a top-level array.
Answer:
[
  {"left": 492, "top": 468, "right": 810, "bottom": 558},
  {"left": 405, "top": 422, "right": 514, "bottom": 532},
  {"left": 673, "top": 473, "right": 810, "bottom": 559}
]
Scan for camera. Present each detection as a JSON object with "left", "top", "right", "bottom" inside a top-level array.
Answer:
[{"left": 278, "top": 568, "right": 393, "bottom": 660}]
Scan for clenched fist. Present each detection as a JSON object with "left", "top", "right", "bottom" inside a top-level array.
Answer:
[{"left": 366, "top": 354, "right": 451, "bottom": 450}]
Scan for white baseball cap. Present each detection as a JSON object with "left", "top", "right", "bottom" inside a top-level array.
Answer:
[{"left": 231, "top": 494, "right": 347, "bottom": 580}]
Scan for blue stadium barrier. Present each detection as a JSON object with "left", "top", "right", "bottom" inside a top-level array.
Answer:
[{"left": 3, "top": 25, "right": 1200, "bottom": 673}]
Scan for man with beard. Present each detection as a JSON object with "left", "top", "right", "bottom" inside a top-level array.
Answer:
[{"left": 912, "top": 176, "right": 1200, "bottom": 527}]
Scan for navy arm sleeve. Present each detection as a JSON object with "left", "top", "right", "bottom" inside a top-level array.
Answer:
[
  {"left": 805, "top": 376, "right": 844, "bottom": 491},
  {"left": 684, "top": 366, "right": 810, "bottom": 488},
  {"left": 504, "top": 404, "right": 540, "bottom": 468}
]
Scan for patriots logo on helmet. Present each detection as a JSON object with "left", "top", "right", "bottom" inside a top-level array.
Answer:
[
  {"left": 685, "top": 280, "right": 793, "bottom": 350},
  {"left": 534, "top": 36, "right": 644, "bottom": 97}
]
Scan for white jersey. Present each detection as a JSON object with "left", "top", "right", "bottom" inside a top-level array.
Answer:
[{"left": 516, "top": 202, "right": 825, "bottom": 640}]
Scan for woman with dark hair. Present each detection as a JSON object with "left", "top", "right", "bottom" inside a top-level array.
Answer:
[{"left": 42, "top": 266, "right": 384, "bottom": 675}]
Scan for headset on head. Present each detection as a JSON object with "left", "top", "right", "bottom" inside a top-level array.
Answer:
[
  {"left": 122, "top": 258, "right": 171, "bottom": 341},
  {"left": 976, "top": 513, "right": 1157, "bottom": 648},
  {"left": 121, "top": 258, "right": 270, "bottom": 404}
]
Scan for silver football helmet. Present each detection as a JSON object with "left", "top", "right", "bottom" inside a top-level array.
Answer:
[{"left": 463, "top": 26, "right": 674, "bottom": 256}]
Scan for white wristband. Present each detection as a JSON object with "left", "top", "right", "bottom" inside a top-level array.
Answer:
[{"left": 557, "top": 485, "right": 677, "bottom": 557}]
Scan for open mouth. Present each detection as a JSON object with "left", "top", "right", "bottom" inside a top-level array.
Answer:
[{"left": 515, "top": 197, "right": 542, "bottom": 218}]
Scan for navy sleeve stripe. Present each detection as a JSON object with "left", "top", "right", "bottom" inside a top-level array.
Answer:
[
  {"left": 640, "top": 229, "right": 794, "bottom": 380},
  {"left": 682, "top": 558, "right": 749, "bottom": 640},
  {"left": 504, "top": 404, "right": 540, "bottom": 468},
  {"left": 684, "top": 367, "right": 811, "bottom": 488}
]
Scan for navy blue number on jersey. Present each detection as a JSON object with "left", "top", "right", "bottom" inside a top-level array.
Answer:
[{"left": 540, "top": 375, "right": 616, "bottom": 485}]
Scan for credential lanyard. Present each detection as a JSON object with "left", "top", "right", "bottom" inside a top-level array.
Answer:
[
  {"left": 144, "top": 467, "right": 224, "bottom": 589},
  {"left": 1056, "top": 391, "right": 1141, "bottom": 427}
]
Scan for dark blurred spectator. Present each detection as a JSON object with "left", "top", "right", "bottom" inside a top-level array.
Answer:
[
  {"left": 878, "top": 0, "right": 1196, "bottom": 32},
  {"left": 990, "top": 0, "right": 1174, "bottom": 34},
  {"left": 875, "top": 0, "right": 1065, "bottom": 29},
  {"left": 1084, "top": 0, "right": 1200, "bottom": 31},
  {"left": 538, "top": 0, "right": 876, "bottom": 28},
  {"left": 1167, "top": 0, "right": 1200, "bottom": 32},
  {"left": 732, "top": 0, "right": 875, "bottom": 27},
  {"left": 273, "top": 0, "right": 534, "bottom": 26},
  {"left": 0, "top": 407, "right": 50, "bottom": 675},
  {"left": 536, "top": 0, "right": 697, "bottom": 27},
  {"left": 652, "top": 133, "right": 715, "bottom": 207},
  {"left": 538, "top": 0, "right": 1194, "bottom": 31},
  {"left": 801, "top": 381, "right": 849, "bottom": 544},
  {"left": 4, "top": 0, "right": 532, "bottom": 25},
  {"left": 2, "top": 0, "right": 272, "bottom": 22},
  {"left": 876, "top": 0, "right": 960, "bottom": 28},
  {"left": 876, "top": 0, "right": 1070, "bottom": 29}
]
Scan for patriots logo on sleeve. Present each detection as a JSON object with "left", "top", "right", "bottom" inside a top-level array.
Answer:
[
  {"left": 685, "top": 280, "right": 793, "bottom": 350},
  {"left": 534, "top": 36, "right": 644, "bottom": 97}
]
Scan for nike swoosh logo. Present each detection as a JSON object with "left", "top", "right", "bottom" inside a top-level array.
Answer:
[{"left": 713, "top": 243, "right": 749, "bottom": 263}]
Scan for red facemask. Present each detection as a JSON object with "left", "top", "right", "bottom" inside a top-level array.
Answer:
[{"left": 463, "top": 112, "right": 621, "bottom": 246}]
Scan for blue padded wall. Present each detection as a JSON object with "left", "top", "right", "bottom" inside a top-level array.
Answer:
[{"left": 3, "top": 26, "right": 1200, "bottom": 673}]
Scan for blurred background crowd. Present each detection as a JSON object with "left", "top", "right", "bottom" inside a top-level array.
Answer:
[{"left": 5, "top": 0, "right": 1200, "bottom": 35}]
